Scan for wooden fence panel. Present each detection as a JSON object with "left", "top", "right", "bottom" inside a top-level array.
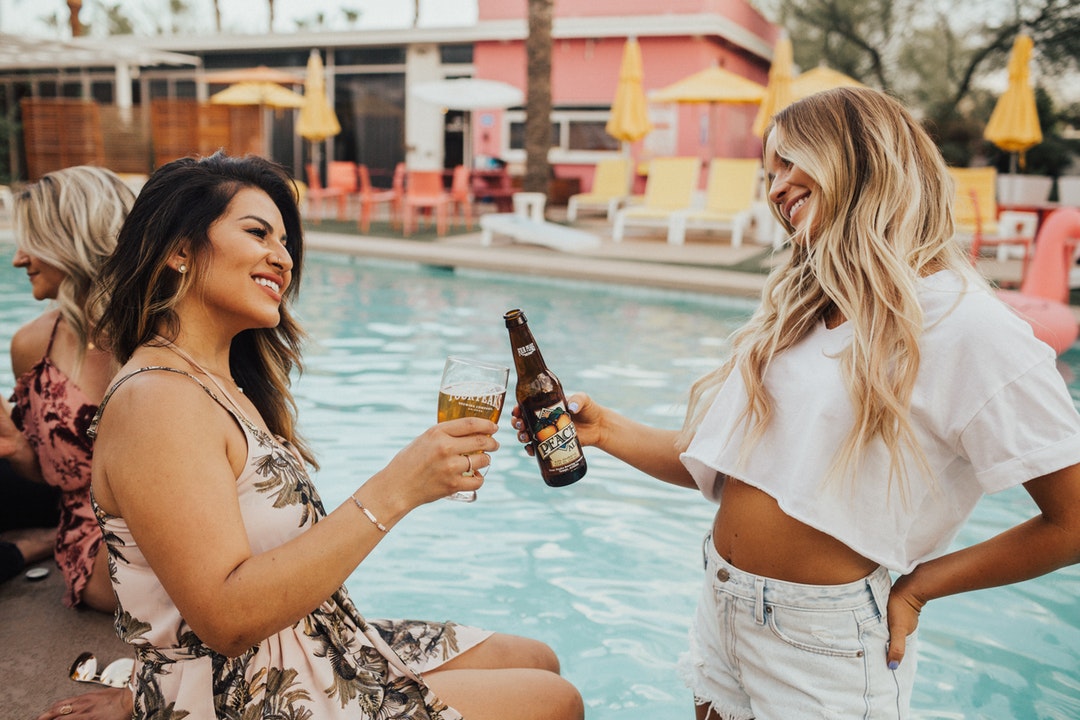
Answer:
[{"left": 20, "top": 98, "right": 104, "bottom": 180}]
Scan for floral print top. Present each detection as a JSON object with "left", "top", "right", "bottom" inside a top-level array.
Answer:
[
  {"left": 91, "top": 367, "right": 492, "bottom": 719},
  {"left": 11, "top": 318, "right": 99, "bottom": 608}
]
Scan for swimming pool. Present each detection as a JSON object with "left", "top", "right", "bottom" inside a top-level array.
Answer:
[{"left": 2, "top": 248, "right": 1077, "bottom": 718}]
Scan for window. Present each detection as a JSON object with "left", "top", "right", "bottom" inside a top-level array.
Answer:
[{"left": 504, "top": 108, "right": 619, "bottom": 162}]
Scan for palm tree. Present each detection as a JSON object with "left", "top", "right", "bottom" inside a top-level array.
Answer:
[
  {"left": 211, "top": 0, "right": 221, "bottom": 32},
  {"left": 267, "top": 0, "right": 276, "bottom": 31},
  {"left": 66, "top": 0, "right": 83, "bottom": 36},
  {"left": 523, "top": 0, "right": 553, "bottom": 194}
]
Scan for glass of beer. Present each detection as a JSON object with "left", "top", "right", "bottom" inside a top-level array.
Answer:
[{"left": 437, "top": 356, "right": 509, "bottom": 502}]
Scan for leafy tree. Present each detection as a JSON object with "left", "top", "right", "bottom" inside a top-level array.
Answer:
[
  {"left": 523, "top": 0, "right": 553, "bottom": 194},
  {"left": 753, "top": 0, "right": 1080, "bottom": 169}
]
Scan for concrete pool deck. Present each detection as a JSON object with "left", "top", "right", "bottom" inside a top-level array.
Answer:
[{"left": 0, "top": 209, "right": 1064, "bottom": 717}]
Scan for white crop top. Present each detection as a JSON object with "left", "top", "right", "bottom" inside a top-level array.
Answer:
[{"left": 680, "top": 270, "right": 1080, "bottom": 573}]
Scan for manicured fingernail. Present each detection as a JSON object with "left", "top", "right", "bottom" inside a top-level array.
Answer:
[
  {"left": 888, "top": 660, "right": 900, "bottom": 670},
  {"left": 569, "top": 402, "right": 580, "bottom": 412}
]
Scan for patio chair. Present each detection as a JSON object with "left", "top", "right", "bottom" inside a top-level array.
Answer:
[
  {"left": 304, "top": 163, "right": 347, "bottom": 222},
  {"left": 449, "top": 165, "right": 474, "bottom": 230},
  {"left": 566, "top": 157, "right": 631, "bottom": 222},
  {"left": 669, "top": 158, "right": 760, "bottom": 246},
  {"left": 357, "top": 163, "right": 399, "bottom": 233},
  {"left": 612, "top": 157, "right": 701, "bottom": 243},
  {"left": 402, "top": 169, "right": 450, "bottom": 237},
  {"left": 327, "top": 161, "right": 361, "bottom": 215}
]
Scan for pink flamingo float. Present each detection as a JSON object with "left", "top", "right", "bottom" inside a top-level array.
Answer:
[{"left": 996, "top": 208, "right": 1080, "bottom": 355}]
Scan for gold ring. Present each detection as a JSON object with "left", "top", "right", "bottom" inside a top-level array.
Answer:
[
  {"left": 462, "top": 454, "right": 474, "bottom": 477},
  {"left": 59, "top": 706, "right": 74, "bottom": 716}
]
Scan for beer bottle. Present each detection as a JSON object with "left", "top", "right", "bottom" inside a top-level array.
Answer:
[{"left": 504, "top": 308, "right": 587, "bottom": 487}]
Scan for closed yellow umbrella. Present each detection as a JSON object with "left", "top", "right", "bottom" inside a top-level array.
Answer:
[
  {"left": 297, "top": 49, "right": 340, "bottom": 142},
  {"left": 606, "top": 37, "right": 652, "bottom": 143},
  {"left": 984, "top": 33, "right": 1042, "bottom": 170},
  {"left": 752, "top": 34, "right": 794, "bottom": 137},
  {"left": 296, "top": 49, "right": 341, "bottom": 173},
  {"left": 790, "top": 65, "right": 865, "bottom": 100}
]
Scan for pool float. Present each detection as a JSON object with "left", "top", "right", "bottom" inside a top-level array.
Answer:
[{"left": 997, "top": 208, "right": 1080, "bottom": 355}]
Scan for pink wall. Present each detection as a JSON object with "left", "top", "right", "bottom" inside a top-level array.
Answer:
[
  {"left": 479, "top": 0, "right": 775, "bottom": 40},
  {"left": 474, "top": 0, "right": 778, "bottom": 189}
]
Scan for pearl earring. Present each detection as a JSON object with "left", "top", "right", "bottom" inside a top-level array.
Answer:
[{"left": 178, "top": 264, "right": 188, "bottom": 274}]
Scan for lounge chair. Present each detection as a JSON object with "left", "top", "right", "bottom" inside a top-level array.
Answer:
[
  {"left": 950, "top": 166, "right": 1000, "bottom": 242},
  {"left": 950, "top": 166, "right": 1034, "bottom": 273},
  {"left": 566, "top": 157, "right": 631, "bottom": 222},
  {"left": 612, "top": 157, "right": 701, "bottom": 243},
  {"left": 669, "top": 158, "right": 760, "bottom": 246}
]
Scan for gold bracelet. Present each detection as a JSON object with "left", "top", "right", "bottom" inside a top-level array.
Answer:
[{"left": 351, "top": 494, "right": 388, "bottom": 533}]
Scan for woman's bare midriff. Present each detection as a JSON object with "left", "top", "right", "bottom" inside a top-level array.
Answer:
[{"left": 712, "top": 476, "right": 879, "bottom": 585}]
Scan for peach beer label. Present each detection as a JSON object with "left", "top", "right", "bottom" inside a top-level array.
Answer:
[{"left": 530, "top": 402, "right": 582, "bottom": 468}]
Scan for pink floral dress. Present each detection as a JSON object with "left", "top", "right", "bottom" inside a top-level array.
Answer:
[
  {"left": 10, "top": 318, "right": 100, "bottom": 608},
  {"left": 91, "top": 367, "right": 493, "bottom": 718}
]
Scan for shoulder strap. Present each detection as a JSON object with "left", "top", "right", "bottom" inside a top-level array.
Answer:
[
  {"left": 43, "top": 314, "right": 62, "bottom": 356},
  {"left": 88, "top": 366, "right": 252, "bottom": 440}
]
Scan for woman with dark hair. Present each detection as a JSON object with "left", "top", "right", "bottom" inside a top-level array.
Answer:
[{"left": 52, "top": 152, "right": 582, "bottom": 720}]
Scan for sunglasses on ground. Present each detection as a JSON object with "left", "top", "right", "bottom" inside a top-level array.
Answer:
[{"left": 69, "top": 652, "right": 134, "bottom": 688}]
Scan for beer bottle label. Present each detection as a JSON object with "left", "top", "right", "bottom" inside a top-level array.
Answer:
[{"left": 529, "top": 402, "right": 583, "bottom": 469}]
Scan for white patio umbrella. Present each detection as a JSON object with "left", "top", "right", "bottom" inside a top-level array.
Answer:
[
  {"left": 410, "top": 79, "right": 524, "bottom": 167},
  {"left": 410, "top": 78, "right": 523, "bottom": 110}
]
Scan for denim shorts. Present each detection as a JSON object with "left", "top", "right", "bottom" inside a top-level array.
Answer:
[{"left": 678, "top": 535, "right": 917, "bottom": 720}]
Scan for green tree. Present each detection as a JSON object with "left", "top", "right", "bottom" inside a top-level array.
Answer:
[
  {"left": 753, "top": 0, "right": 1080, "bottom": 167},
  {"left": 523, "top": 0, "right": 553, "bottom": 195}
]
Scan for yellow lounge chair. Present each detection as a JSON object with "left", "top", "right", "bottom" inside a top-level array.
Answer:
[
  {"left": 566, "top": 157, "right": 631, "bottom": 222},
  {"left": 612, "top": 156, "right": 701, "bottom": 243},
  {"left": 669, "top": 158, "right": 760, "bottom": 247},
  {"left": 949, "top": 166, "right": 1000, "bottom": 241}
]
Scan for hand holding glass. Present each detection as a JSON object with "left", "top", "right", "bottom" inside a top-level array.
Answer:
[{"left": 437, "top": 356, "right": 509, "bottom": 502}]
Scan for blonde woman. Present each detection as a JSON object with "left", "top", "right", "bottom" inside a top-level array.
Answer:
[
  {"left": 515, "top": 87, "right": 1080, "bottom": 718},
  {"left": 2, "top": 166, "right": 133, "bottom": 612}
]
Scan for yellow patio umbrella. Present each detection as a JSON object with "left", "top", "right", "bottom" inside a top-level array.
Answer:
[
  {"left": 210, "top": 81, "right": 305, "bottom": 108},
  {"left": 204, "top": 65, "right": 302, "bottom": 85},
  {"left": 984, "top": 33, "right": 1042, "bottom": 171},
  {"left": 606, "top": 36, "right": 652, "bottom": 143},
  {"left": 296, "top": 49, "right": 341, "bottom": 169},
  {"left": 651, "top": 65, "right": 764, "bottom": 157},
  {"left": 790, "top": 64, "right": 865, "bottom": 100},
  {"left": 752, "top": 33, "right": 794, "bottom": 137},
  {"left": 651, "top": 65, "right": 766, "bottom": 104}
]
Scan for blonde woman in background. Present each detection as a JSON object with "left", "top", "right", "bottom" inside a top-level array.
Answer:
[
  {"left": 516, "top": 87, "right": 1080, "bottom": 718},
  {"left": 2, "top": 166, "right": 133, "bottom": 612}
]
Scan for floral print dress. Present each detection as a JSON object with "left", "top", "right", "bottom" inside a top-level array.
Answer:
[
  {"left": 91, "top": 367, "right": 492, "bottom": 719},
  {"left": 11, "top": 317, "right": 100, "bottom": 608}
]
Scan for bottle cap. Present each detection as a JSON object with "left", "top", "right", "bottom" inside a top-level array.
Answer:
[{"left": 504, "top": 308, "right": 527, "bottom": 327}]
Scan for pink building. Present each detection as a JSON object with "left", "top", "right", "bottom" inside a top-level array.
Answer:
[{"left": 471, "top": 0, "right": 778, "bottom": 189}]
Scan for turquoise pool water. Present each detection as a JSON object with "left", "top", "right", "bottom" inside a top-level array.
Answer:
[{"left": 1, "top": 248, "right": 1077, "bottom": 718}]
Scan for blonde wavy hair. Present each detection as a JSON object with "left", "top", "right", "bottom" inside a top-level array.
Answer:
[
  {"left": 13, "top": 166, "right": 136, "bottom": 365},
  {"left": 678, "top": 87, "right": 980, "bottom": 497}
]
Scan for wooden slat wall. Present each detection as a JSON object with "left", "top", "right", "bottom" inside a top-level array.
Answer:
[
  {"left": 100, "top": 106, "right": 152, "bottom": 174},
  {"left": 20, "top": 98, "right": 105, "bottom": 180}
]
